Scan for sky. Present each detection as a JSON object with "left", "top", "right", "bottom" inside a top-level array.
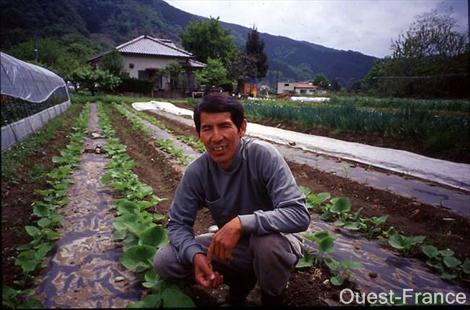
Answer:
[{"left": 164, "top": 0, "right": 469, "bottom": 58}]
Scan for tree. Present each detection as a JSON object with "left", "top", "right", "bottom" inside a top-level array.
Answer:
[
  {"left": 100, "top": 50, "right": 124, "bottom": 77},
  {"left": 313, "top": 73, "right": 330, "bottom": 89},
  {"left": 180, "top": 17, "right": 238, "bottom": 67},
  {"left": 245, "top": 27, "right": 268, "bottom": 79},
  {"left": 163, "top": 61, "right": 183, "bottom": 93},
  {"left": 391, "top": 10, "right": 468, "bottom": 59},
  {"left": 195, "top": 58, "right": 231, "bottom": 90},
  {"left": 70, "top": 66, "right": 121, "bottom": 95},
  {"left": 231, "top": 52, "right": 258, "bottom": 91},
  {"left": 364, "top": 9, "right": 469, "bottom": 98}
]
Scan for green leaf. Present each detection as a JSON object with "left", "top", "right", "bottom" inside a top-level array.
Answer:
[
  {"left": 330, "top": 197, "right": 351, "bottom": 214},
  {"left": 443, "top": 256, "right": 461, "bottom": 269},
  {"left": 440, "top": 272, "right": 457, "bottom": 280},
  {"left": 139, "top": 226, "right": 167, "bottom": 247},
  {"left": 35, "top": 243, "right": 53, "bottom": 260},
  {"left": 343, "top": 222, "right": 361, "bottom": 231},
  {"left": 371, "top": 215, "right": 389, "bottom": 226},
  {"left": 161, "top": 286, "right": 195, "bottom": 307},
  {"left": 422, "top": 245, "right": 439, "bottom": 258},
  {"left": 462, "top": 259, "right": 470, "bottom": 274},
  {"left": 439, "top": 249, "right": 455, "bottom": 257},
  {"left": 341, "top": 260, "right": 363, "bottom": 270},
  {"left": 116, "top": 200, "right": 140, "bottom": 215},
  {"left": 295, "top": 251, "right": 314, "bottom": 269},
  {"left": 145, "top": 269, "right": 160, "bottom": 283},
  {"left": 388, "top": 233, "right": 405, "bottom": 250},
  {"left": 120, "top": 245, "right": 155, "bottom": 272},
  {"left": 334, "top": 220, "right": 346, "bottom": 227},
  {"left": 25, "top": 226, "right": 41, "bottom": 237},
  {"left": 125, "top": 222, "right": 153, "bottom": 238},
  {"left": 324, "top": 257, "right": 341, "bottom": 271},
  {"left": 312, "top": 231, "right": 331, "bottom": 241},
  {"left": 44, "top": 229, "right": 61, "bottom": 240},
  {"left": 128, "top": 294, "right": 162, "bottom": 308},
  {"left": 319, "top": 237, "right": 335, "bottom": 254},
  {"left": 37, "top": 218, "right": 51, "bottom": 228},
  {"left": 330, "top": 275, "right": 344, "bottom": 286},
  {"left": 112, "top": 229, "right": 127, "bottom": 240},
  {"left": 16, "top": 250, "right": 39, "bottom": 272},
  {"left": 32, "top": 202, "right": 51, "bottom": 217}
]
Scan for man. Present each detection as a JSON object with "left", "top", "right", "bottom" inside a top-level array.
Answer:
[{"left": 154, "top": 93, "right": 310, "bottom": 306}]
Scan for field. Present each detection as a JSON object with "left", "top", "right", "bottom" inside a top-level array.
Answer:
[{"left": 2, "top": 94, "right": 470, "bottom": 307}]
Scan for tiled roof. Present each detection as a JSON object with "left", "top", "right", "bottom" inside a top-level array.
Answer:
[{"left": 115, "top": 35, "right": 192, "bottom": 58}]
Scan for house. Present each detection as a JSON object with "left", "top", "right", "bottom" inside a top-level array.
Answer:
[
  {"left": 88, "top": 35, "right": 205, "bottom": 95},
  {"left": 277, "top": 81, "right": 319, "bottom": 95}
]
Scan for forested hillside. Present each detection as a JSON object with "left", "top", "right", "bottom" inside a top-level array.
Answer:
[{"left": 1, "top": 0, "right": 376, "bottom": 87}]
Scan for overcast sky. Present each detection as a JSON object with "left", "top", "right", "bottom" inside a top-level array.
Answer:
[{"left": 164, "top": 0, "right": 468, "bottom": 58}]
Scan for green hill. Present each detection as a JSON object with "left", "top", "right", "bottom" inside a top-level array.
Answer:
[{"left": 0, "top": 0, "right": 376, "bottom": 88}]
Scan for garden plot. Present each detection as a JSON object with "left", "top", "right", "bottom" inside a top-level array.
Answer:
[
  {"left": 304, "top": 215, "right": 470, "bottom": 303},
  {"left": 131, "top": 102, "right": 470, "bottom": 218},
  {"left": 36, "top": 103, "right": 142, "bottom": 307},
  {"left": 124, "top": 103, "right": 470, "bottom": 305}
]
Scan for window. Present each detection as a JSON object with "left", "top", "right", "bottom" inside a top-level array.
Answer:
[
  {"left": 129, "top": 63, "right": 134, "bottom": 69},
  {"left": 284, "top": 83, "right": 290, "bottom": 86}
]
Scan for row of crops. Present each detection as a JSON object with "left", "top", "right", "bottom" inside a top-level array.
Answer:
[
  {"left": 3, "top": 104, "right": 90, "bottom": 308},
  {"left": 97, "top": 103, "right": 195, "bottom": 307},
  {"left": 243, "top": 97, "right": 470, "bottom": 151}
]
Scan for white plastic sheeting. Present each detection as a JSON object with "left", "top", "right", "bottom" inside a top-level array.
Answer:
[
  {"left": 132, "top": 101, "right": 470, "bottom": 192},
  {"left": 1, "top": 52, "right": 67, "bottom": 103},
  {"left": 290, "top": 96, "right": 330, "bottom": 102}
]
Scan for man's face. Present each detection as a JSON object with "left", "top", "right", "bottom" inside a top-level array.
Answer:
[{"left": 199, "top": 112, "right": 246, "bottom": 169}]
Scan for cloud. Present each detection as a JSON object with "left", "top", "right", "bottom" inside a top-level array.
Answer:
[{"left": 165, "top": 0, "right": 468, "bottom": 58}]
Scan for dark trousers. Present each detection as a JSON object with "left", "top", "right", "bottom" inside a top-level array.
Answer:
[{"left": 153, "top": 232, "right": 302, "bottom": 296}]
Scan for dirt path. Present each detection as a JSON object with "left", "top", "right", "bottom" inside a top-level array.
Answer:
[
  {"left": 35, "top": 103, "right": 142, "bottom": 307},
  {"left": 122, "top": 105, "right": 470, "bottom": 305}
]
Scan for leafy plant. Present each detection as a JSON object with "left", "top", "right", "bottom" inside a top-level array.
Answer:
[
  {"left": 421, "top": 245, "right": 468, "bottom": 280},
  {"left": 324, "top": 257, "right": 363, "bottom": 286},
  {"left": 98, "top": 103, "right": 194, "bottom": 307},
  {"left": 388, "top": 231, "right": 425, "bottom": 256}
]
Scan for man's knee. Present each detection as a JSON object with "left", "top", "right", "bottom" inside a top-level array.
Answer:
[
  {"left": 250, "top": 234, "right": 295, "bottom": 261},
  {"left": 154, "top": 244, "right": 186, "bottom": 280}
]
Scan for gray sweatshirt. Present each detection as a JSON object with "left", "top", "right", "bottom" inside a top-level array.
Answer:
[{"left": 167, "top": 137, "right": 311, "bottom": 265}]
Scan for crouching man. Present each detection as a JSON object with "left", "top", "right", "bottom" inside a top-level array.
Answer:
[{"left": 154, "top": 93, "right": 310, "bottom": 306}]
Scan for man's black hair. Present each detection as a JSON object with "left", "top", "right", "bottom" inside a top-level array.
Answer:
[{"left": 193, "top": 93, "right": 245, "bottom": 133}]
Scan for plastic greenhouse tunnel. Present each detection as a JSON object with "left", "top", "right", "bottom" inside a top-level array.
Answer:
[{"left": 1, "top": 51, "right": 71, "bottom": 151}]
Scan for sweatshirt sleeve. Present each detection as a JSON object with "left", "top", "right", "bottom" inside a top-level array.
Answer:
[
  {"left": 167, "top": 165, "right": 205, "bottom": 265},
  {"left": 238, "top": 143, "right": 311, "bottom": 235}
]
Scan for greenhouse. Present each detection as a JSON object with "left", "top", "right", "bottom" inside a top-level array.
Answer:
[{"left": 1, "top": 51, "right": 71, "bottom": 151}]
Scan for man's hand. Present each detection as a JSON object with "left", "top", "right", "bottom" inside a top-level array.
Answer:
[
  {"left": 193, "top": 253, "right": 223, "bottom": 288},
  {"left": 207, "top": 217, "right": 242, "bottom": 264}
]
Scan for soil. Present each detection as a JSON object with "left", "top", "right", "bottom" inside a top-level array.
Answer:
[{"left": 1, "top": 104, "right": 83, "bottom": 287}]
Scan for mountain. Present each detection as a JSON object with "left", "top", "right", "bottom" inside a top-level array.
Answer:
[{"left": 0, "top": 0, "right": 377, "bottom": 88}]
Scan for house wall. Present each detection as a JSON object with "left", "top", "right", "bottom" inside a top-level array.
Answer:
[
  {"left": 295, "top": 88, "right": 316, "bottom": 95},
  {"left": 277, "top": 82, "right": 295, "bottom": 94},
  {"left": 121, "top": 55, "right": 178, "bottom": 79}
]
